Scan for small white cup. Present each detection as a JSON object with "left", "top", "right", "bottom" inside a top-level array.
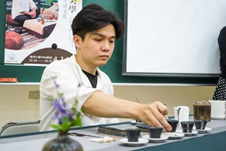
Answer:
[
  {"left": 174, "top": 106, "right": 190, "bottom": 124},
  {"left": 209, "top": 100, "right": 226, "bottom": 120}
]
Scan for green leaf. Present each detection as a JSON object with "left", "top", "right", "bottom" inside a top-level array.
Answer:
[
  {"left": 62, "top": 116, "right": 69, "bottom": 124},
  {"left": 71, "top": 115, "right": 82, "bottom": 127},
  {"left": 71, "top": 120, "right": 81, "bottom": 127},
  {"left": 61, "top": 122, "right": 71, "bottom": 131},
  {"left": 50, "top": 124, "right": 62, "bottom": 130}
]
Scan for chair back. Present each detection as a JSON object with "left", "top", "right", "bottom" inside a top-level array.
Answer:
[{"left": 0, "top": 120, "right": 40, "bottom": 136}]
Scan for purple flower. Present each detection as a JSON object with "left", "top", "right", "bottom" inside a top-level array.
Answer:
[
  {"left": 53, "top": 100, "right": 65, "bottom": 114},
  {"left": 52, "top": 113, "right": 58, "bottom": 120},
  {"left": 54, "top": 80, "right": 60, "bottom": 89},
  {"left": 50, "top": 77, "right": 82, "bottom": 130},
  {"left": 52, "top": 111, "right": 62, "bottom": 124},
  {"left": 58, "top": 118, "right": 63, "bottom": 125},
  {"left": 65, "top": 110, "right": 71, "bottom": 117},
  {"left": 51, "top": 76, "right": 60, "bottom": 89},
  {"left": 60, "top": 96, "right": 65, "bottom": 104}
]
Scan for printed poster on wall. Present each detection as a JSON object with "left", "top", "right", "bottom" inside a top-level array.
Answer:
[{"left": 4, "top": 0, "right": 82, "bottom": 65}]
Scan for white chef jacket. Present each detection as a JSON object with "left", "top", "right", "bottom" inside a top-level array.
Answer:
[
  {"left": 12, "top": 0, "right": 37, "bottom": 19},
  {"left": 39, "top": 55, "right": 119, "bottom": 131}
]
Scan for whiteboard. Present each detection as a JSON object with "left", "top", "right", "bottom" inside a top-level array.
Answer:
[{"left": 123, "top": 0, "right": 226, "bottom": 77}]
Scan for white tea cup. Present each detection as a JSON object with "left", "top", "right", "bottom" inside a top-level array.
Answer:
[
  {"left": 209, "top": 100, "right": 226, "bottom": 120},
  {"left": 174, "top": 106, "right": 190, "bottom": 124}
]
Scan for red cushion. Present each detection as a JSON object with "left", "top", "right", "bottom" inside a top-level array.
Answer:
[
  {"left": 6, "top": 14, "right": 20, "bottom": 26},
  {"left": 5, "top": 31, "right": 24, "bottom": 50}
]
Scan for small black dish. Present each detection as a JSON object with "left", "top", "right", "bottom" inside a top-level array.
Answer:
[
  {"left": 148, "top": 127, "right": 163, "bottom": 138},
  {"left": 167, "top": 119, "right": 179, "bottom": 132},
  {"left": 15, "top": 27, "right": 27, "bottom": 34},
  {"left": 15, "top": 27, "right": 22, "bottom": 34},
  {"left": 125, "top": 128, "right": 141, "bottom": 142},
  {"left": 194, "top": 120, "right": 208, "bottom": 130},
  {"left": 181, "top": 121, "right": 194, "bottom": 133},
  {"left": 21, "top": 28, "right": 27, "bottom": 33}
]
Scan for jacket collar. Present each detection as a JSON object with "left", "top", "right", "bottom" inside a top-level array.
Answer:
[{"left": 70, "top": 55, "right": 106, "bottom": 89}]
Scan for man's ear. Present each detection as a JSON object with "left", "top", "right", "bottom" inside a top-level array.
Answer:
[{"left": 73, "top": 35, "right": 82, "bottom": 48}]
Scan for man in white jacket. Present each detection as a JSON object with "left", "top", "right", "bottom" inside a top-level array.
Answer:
[
  {"left": 12, "top": 0, "right": 39, "bottom": 26},
  {"left": 40, "top": 3, "right": 172, "bottom": 132}
]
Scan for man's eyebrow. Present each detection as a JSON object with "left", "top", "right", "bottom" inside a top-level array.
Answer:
[{"left": 92, "top": 33, "right": 116, "bottom": 39}]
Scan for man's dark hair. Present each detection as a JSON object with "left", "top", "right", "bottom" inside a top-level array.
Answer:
[{"left": 71, "top": 4, "right": 124, "bottom": 40}]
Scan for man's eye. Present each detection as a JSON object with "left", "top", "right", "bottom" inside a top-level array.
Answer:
[{"left": 95, "top": 39, "right": 102, "bottom": 41}]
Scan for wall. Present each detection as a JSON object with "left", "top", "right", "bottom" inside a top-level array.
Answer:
[
  {"left": 0, "top": 85, "right": 40, "bottom": 128},
  {"left": 0, "top": 85, "right": 216, "bottom": 128}
]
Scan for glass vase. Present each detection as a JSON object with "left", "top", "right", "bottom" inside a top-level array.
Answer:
[{"left": 42, "top": 130, "right": 83, "bottom": 151}]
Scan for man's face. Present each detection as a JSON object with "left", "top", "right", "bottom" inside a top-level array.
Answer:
[{"left": 76, "top": 24, "right": 116, "bottom": 68}]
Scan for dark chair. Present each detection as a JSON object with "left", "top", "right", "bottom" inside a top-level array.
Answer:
[{"left": 0, "top": 120, "right": 40, "bottom": 136}]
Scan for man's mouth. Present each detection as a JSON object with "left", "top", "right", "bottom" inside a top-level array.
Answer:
[{"left": 99, "top": 55, "right": 109, "bottom": 59}]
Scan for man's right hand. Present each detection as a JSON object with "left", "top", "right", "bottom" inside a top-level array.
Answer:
[
  {"left": 138, "top": 101, "right": 172, "bottom": 131},
  {"left": 29, "top": 10, "right": 36, "bottom": 18}
]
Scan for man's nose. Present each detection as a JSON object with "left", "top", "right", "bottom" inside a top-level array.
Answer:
[{"left": 101, "top": 41, "right": 110, "bottom": 51}]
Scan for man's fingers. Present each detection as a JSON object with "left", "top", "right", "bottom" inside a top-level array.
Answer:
[
  {"left": 159, "top": 102, "right": 168, "bottom": 115},
  {"left": 155, "top": 112, "right": 171, "bottom": 131},
  {"left": 150, "top": 102, "right": 172, "bottom": 131},
  {"left": 142, "top": 107, "right": 170, "bottom": 131},
  {"left": 139, "top": 102, "right": 172, "bottom": 131}
]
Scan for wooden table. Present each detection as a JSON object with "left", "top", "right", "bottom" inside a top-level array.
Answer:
[
  {"left": 23, "top": 19, "right": 56, "bottom": 38},
  {"left": 0, "top": 119, "right": 226, "bottom": 151}
]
